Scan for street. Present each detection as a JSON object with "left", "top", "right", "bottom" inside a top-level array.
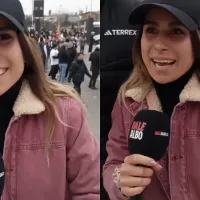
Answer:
[
  {"left": 81, "top": 45, "right": 100, "bottom": 141},
  {"left": 47, "top": 44, "right": 100, "bottom": 141}
]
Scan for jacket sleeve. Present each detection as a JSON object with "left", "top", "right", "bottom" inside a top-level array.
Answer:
[
  {"left": 89, "top": 53, "right": 92, "bottom": 61},
  {"left": 65, "top": 99, "right": 100, "bottom": 200},
  {"left": 68, "top": 62, "right": 76, "bottom": 81},
  {"left": 50, "top": 50, "right": 53, "bottom": 61},
  {"left": 57, "top": 51, "right": 61, "bottom": 60},
  {"left": 84, "top": 63, "right": 91, "bottom": 78},
  {"left": 103, "top": 100, "right": 130, "bottom": 200}
]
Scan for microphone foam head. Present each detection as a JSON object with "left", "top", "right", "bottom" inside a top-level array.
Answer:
[{"left": 128, "top": 110, "right": 170, "bottom": 161}]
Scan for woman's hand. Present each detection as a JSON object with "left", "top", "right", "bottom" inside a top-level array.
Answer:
[{"left": 120, "top": 154, "right": 163, "bottom": 198}]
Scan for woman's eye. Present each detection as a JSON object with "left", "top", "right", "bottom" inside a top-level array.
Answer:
[
  {"left": 171, "top": 28, "right": 184, "bottom": 35},
  {"left": 0, "top": 34, "right": 12, "bottom": 42},
  {"left": 145, "top": 27, "right": 157, "bottom": 34}
]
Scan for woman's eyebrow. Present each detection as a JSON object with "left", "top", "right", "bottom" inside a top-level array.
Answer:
[
  {"left": 0, "top": 26, "right": 16, "bottom": 31},
  {"left": 144, "top": 19, "right": 183, "bottom": 27},
  {"left": 143, "top": 19, "right": 158, "bottom": 26},
  {"left": 168, "top": 21, "right": 183, "bottom": 26}
]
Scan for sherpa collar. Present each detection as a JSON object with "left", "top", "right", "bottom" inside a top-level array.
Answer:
[
  {"left": 125, "top": 73, "right": 200, "bottom": 111},
  {"left": 13, "top": 80, "right": 45, "bottom": 117}
]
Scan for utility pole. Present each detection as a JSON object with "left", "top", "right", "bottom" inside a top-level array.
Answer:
[{"left": 90, "top": 0, "right": 93, "bottom": 11}]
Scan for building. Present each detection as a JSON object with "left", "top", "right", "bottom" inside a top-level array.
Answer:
[
  {"left": 79, "top": 11, "right": 100, "bottom": 23},
  {"left": 68, "top": 15, "right": 80, "bottom": 23},
  {"left": 79, "top": 11, "right": 100, "bottom": 42}
]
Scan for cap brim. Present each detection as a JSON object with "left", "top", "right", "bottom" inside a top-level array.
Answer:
[
  {"left": 129, "top": 3, "right": 198, "bottom": 31},
  {"left": 0, "top": 11, "right": 28, "bottom": 34}
]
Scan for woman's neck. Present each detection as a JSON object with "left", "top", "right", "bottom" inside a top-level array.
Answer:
[{"left": 153, "top": 67, "right": 194, "bottom": 117}]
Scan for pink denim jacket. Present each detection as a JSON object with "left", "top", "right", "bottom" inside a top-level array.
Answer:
[
  {"left": 103, "top": 73, "right": 200, "bottom": 200},
  {"left": 1, "top": 80, "right": 100, "bottom": 200}
]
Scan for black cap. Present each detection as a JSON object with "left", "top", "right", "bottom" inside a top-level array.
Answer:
[
  {"left": 129, "top": 0, "right": 200, "bottom": 31},
  {"left": 0, "top": 0, "right": 28, "bottom": 34}
]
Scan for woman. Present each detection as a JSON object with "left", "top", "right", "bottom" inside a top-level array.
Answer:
[
  {"left": 68, "top": 53, "right": 92, "bottom": 96},
  {"left": 103, "top": 1, "right": 200, "bottom": 200},
  {"left": 58, "top": 45, "right": 68, "bottom": 84},
  {"left": 0, "top": 1, "right": 100, "bottom": 200}
]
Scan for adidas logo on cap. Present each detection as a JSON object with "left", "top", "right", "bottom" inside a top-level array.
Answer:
[
  {"left": 104, "top": 29, "right": 137, "bottom": 36},
  {"left": 104, "top": 30, "right": 112, "bottom": 35}
]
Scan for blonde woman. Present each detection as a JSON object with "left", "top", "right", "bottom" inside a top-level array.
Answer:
[
  {"left": 103, "top": 1, "right": 200, "bottom": 199},
  {"left": 0, "top": 0, "right": 99, "bottom": 200}
]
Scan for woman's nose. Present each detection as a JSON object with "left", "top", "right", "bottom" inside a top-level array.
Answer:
[{"left": 153, "top": 35, "right": 169, "bottom": 51}]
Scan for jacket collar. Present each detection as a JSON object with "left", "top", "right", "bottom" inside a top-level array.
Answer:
[
  {"left": 13, "top": 80, "right": 45, "bottom": 117},
  {"left": 125, "top": 73, "right": 200, "bottom": 111}
]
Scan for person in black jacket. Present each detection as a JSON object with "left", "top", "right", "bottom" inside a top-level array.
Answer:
[
  {"left": 58, "top": 45, "right": 68, "bottom": 84},
  {"left": 88, "top": 32, "right": 95, "bottom": 53},
  {"left": 68, "top": 53, "right": 92, "bottom": 95},
  {"left": 39, "top": 37, "right": 46, "bottom": 68},
  {"left": 65, "top": 41, "right": 77, "bottom": 78},
  {"left": 89, "top": 45, "right": 100, "bottom": 89}
]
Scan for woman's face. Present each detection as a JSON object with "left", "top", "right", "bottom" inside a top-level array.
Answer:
[
  {"left": 0, "top": 17, "right": 24, "bottom": 94},
  {"left": 141, "top": 8, "right": 194, "bottom": 84}
]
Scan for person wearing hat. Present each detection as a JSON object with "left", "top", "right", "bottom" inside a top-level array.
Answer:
[
  {"left": 89, "top": 44, "right": 100, "bottom": 89},
  {"left": 103, "top": 0, "right": 200, "bottom": 199},
  {"left": 0, "top": 0, "right": 100, "bottom": 199}
]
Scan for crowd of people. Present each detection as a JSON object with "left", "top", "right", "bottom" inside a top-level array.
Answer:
[{"left": 29, "top": 28, "right": 100, "bottom": 96}]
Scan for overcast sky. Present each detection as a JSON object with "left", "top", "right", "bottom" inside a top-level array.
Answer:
[{"left": 19, "top": 0, "right": 100, "bottom": 15}]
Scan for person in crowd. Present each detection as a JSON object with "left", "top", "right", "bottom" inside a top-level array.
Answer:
[
  {"left": 38, "top": 37, "right": 46, "bottom": 68},
  {"left": 68, "top": 53, "right": 91, "bottom": 96},
  {"left": 103, "top": 0, "right": 200, "bottom": 199},
  {"left": 65, "top": 41, "right": 77, "bottom": 78},
  {"left": 63, "top": 38, "right": 70, "bottom": 49},
  {"left": 75, "top": 32, "right": 80, "bottom": 42},
  {"left": 72, "top": 37, "right": 78, "bottom": 49},
  {"left": 79, "top": 34, "right": 87, "bottom": 54},
  {"left": 49, "top": 43, "right": 59, "bottom": 80},
  {"left": 0, "top": 0, "right": 100, "bottom": 199},
  {"left": 43, "top": 39, "right": 51, "bottom": 71},
  {"left": 49, "top": 37, "right": 57, "bottom": 49},
  {"left": 89, "top": 32, "right": 95, "bottom": 52},
  {"left": 89, "top": 45, "right": 100, "bottom": 89},
  {"left": 58, "top": 45, "right": 68, "bottom": 84},
  {"left": 63, "top": 29, "right": 68, "bottom": 38}
]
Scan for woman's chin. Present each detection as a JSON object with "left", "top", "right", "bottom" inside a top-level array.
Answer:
[{"left": 152, "top": 76, "right": 174, "bottom": 84}]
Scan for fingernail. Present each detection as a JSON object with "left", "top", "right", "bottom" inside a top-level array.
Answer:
[
  {"left": 150, "top": 160, "right": 157, "bottom": 166},
  {"left": 157, "top": 164, "right": 163, "bottom": 170}
]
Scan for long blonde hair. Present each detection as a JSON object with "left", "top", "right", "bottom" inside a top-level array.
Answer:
[
  {"left": 18, "top": 33, "right": 84, "bottom": 153},
  {"left": 118, "top": 29, "right": 200, "bottom": 106}
]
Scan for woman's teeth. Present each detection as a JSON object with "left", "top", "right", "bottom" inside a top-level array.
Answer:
[
  {"left": 0, "top": 68, "right": 7, "bottom": 75},
  {"left": 152, "top": 59, "right": 176, "bottom": 67}
]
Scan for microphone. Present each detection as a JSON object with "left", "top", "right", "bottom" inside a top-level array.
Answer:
[{"left": 128, "top": 110, "right": 170, "bottom": 200}]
